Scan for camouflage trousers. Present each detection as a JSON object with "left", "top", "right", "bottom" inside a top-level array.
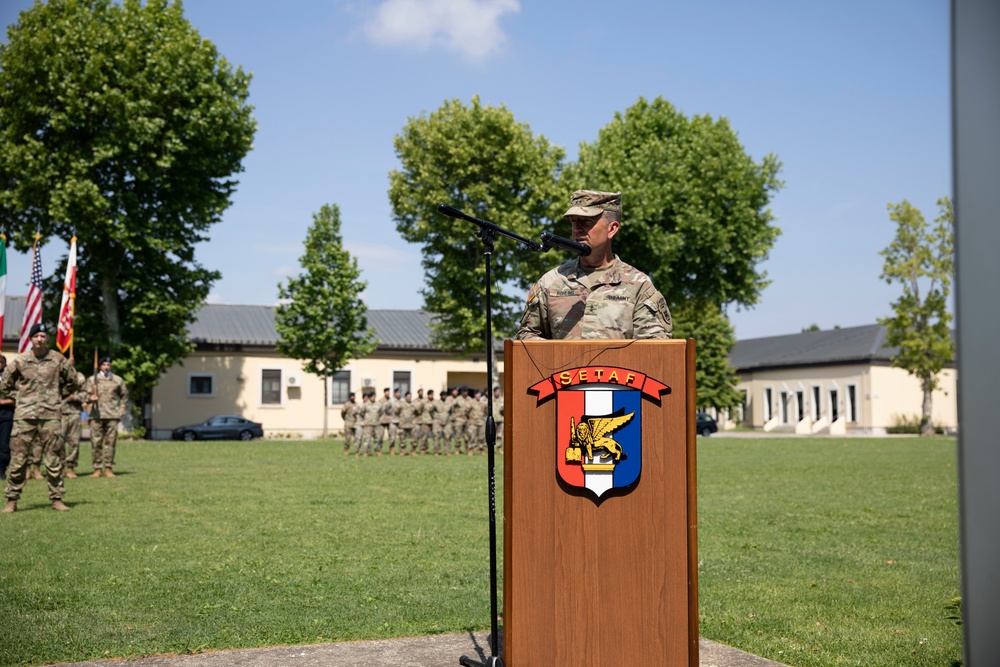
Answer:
[
  {"left": 90, "top": 419, "right": 120, "bottom": 471},
  {"left": 356, "top": 424, "right": 376, "bottom": 455},
  {"left": 4, "top": 418, "right": 66, "bottom": 501},
  {"left": 63, "top": 412, "right": 82, "bottom": 469},
  {"left": 495, "top": 420, "right": 504, "bottom": 450},
  {"left": 450, "top": 421, "right": 468, "bottom": 453},
  {"left": 465, "top": 421, "right": 485, "bottom": 452},
  {"left": 343, "top": 424, "right": 356, "bottom": 452},
  {"left": 397, "top": 426, "right": 417, "bottom": 453},
  {"left": 378, "top": 423, "right": 398, "bottom": 453}
]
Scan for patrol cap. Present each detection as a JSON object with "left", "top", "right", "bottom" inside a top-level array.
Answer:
[
  {"left": 28, "top": 322, "right": 49, "bottom": 337},
  {"left": 563, "top": 190, "right": 622, "bottom": 219}
]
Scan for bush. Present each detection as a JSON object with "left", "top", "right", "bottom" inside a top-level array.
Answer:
[{"left": 887, "top": 413, "right": 946, "bottom": 434}]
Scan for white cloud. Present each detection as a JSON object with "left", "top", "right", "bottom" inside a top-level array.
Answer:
[
  {"left": 345, "top": 241, "right": 419, "bottom": 267},
  {"left": 205, "top": 291, "right": 225, "bottom": 304},
  {"left": 363, "top": 0, "right": 520, "bottom": 59},
  {"left": 268, "top": 265, "right": 298, "bottom": 279}
]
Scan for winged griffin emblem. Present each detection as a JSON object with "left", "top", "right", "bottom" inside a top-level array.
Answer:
[{"left": 565, "top": 410, "right": 635, "bottom": 463}]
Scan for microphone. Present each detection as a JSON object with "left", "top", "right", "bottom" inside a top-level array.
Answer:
[{"left": 540, "top": 231, "right": 592, "bottom": 257}]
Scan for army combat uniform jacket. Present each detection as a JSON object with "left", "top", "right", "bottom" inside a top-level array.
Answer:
[{"left": 515, "top": 256, "right": 672, "bottom": 340}]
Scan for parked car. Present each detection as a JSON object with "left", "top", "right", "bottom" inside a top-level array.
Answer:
[
  {"left": 696, "top": 412, "right": 718, "bottom": 437},
  {"left": 172, "top": 415, "right": 264, "bottom": 441}
]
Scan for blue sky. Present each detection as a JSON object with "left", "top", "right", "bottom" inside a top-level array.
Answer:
[{"left": 0, "top": 0, "right": 951, "bottom": 340}]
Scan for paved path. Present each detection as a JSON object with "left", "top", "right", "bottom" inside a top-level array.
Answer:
[{"left": 56, "top": 633, "right": 787, "bottom": 667}]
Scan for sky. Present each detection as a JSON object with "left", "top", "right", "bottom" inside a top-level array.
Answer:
[{"left": 0, "top": 0, "right": 951, "bottom": 341}]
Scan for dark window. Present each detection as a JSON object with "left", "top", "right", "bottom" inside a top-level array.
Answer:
[
  {"left": 764, "top": 387, "right": 773, "bottom": 421},
  {"left": 847, "top": 385, "right": 858, "bottom": 422},
  {"left": 812, "top": 386, "right": 821, "bottom": 421},
  {"left": 262, "top": 369, "right": 282, "bottom": 405},
  {"left": 393, "top": 371, "right": 411, "bottom": 396},
  {"left": 331, "top": 370, "right": 351, "bottom": 405},
  {"left": 796, "top": 390, "right": 805, "bottom": 421},
  {"left": 780, "top": 391, "right": 790, "bottom": 423},
  {"left": 830, "top": 389, "right": 839, "bottom": 421},
  {"left": 189, "top": 375, "right": 213, "bottom": 396}
]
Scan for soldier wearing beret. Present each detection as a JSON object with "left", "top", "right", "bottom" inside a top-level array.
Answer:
[
  {"left": 341, "top": 392, "right": 358, "bottom": 455},
  {"left": 1, "top": 323, "right": 82, "bottom": 513},
  {"left": 85, "top": 356, "right": 129, "bottom": 478},
  {"left": 516, "top": 190, "right": 672, "bottom": 340}
]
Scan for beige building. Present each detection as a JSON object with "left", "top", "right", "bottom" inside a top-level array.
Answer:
[
  {"left": 150, "top": 305, "right": 500, "bottom": 440},
  {"left": 724, "top": 324, "right": 957, "bottom": 434}
]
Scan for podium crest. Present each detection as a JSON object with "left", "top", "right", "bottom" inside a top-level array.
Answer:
[{"left": 529, "top": 366, "right": 669, "bottom": 500}]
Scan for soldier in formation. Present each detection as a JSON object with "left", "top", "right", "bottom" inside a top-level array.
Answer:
[
  {"left": 1, "top": 323, "right": 82, "bottom": 513},
  {"left": 341, "top": 392, "right": 358, "bottom": 455},
  {"left": 85, "top": 356, "right": 129, "bottom": 478}
]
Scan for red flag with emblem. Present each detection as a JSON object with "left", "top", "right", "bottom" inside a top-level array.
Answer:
[{"left": 57, "top": 236, "right": 77, "bottom": 354}]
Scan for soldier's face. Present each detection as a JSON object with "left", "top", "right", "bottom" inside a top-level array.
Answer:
[
  {"left": 31, "top": 331, "right": 49, "bottom": 350},
  {"left": 570, "top": 212, "right": 618, "bottom": 255},
  {"left": 100, "top": 361, "right": 112, "bottom": 374}
]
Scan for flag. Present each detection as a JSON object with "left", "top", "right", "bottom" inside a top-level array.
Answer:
[
  {"left": 56, "top": 237, "right": 77, "bottom": 354},
  {"left": 18, "top": 236, "right": 43, "bottom": 353},
  {"left": 0, "top": 235, "right": 6, "bottom": 353}
]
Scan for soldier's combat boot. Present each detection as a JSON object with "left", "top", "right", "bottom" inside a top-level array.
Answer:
[
  {"left": 65, "top": 468, "right": 78, "bottom": 479},
  {"left": 2, "top": 500, "right": 16, "bottom": 513},
  {"left": 51, "top": 499, "right": 71, "bottom": 511},
  {"left": 104, "top": 469, "right": 116, "bottom": 478},
  {"left": 91, "top": 469, "right": 102, "bottom": 478}
]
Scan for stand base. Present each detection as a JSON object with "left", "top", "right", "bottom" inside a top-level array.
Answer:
[{"left": 459, "top": 655, "right": 504, "bottom": 667}]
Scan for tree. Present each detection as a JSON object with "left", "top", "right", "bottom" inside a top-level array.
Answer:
[
  {"left": 672, "top": 299, "right": 743, "bottom": 410},
  {"left": 564, "top": 96, "right": 783, "bottom": 406},
  {"left": 275, "top": 204, "right": 377, "bottom": 438},
  {"left": 879, "top": 197, "right": 954, "bottom": 436},
  {"left": 0, "top": 0, "right": 256, "bottom": 400},
  {"left": 389, "top": 96, "right": 565, "bottom": 353}
]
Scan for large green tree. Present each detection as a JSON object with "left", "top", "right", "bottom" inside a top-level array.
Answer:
[
  {"left": 275, "top": 204, "right": 377, "bottom": 438},
  {"left": 0, "top": 0, "right": 255, "bottom": 398},
  {"left": 389, "top": 96, "right": 565, "bottom": 352},
  {"left": 672, "top": 298, "right": 742, "bottom": 410},
  {"left": 879, "top": 197, "right": 954, "bottom": 436},
  {"left": 565, "top": 96, "right": 783, "bottom": 409}
]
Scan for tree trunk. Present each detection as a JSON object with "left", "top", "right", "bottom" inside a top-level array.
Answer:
[
  {"left": 99, "top": 272, "right": 123, "bottom": 347},
  {"left": 920, "top": 375, "right": 935, "bottom": 436},
  {"left": 322, "top": 373, "right": 329, "bottom": 438}
]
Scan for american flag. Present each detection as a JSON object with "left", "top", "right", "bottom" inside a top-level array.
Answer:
[{"left": 18, "top": 239, "right": 42, "bottom": 353}]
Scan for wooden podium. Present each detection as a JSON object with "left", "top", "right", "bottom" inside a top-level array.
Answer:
[{"left": 503, "top": 339, "right": 698, "bottom": 667}]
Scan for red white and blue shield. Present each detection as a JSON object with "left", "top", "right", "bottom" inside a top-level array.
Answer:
[{"left": 529, "top": 367, "right": 669, "bottom": 502}]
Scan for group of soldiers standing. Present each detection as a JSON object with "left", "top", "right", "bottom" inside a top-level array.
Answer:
[
  {"left": 1, "top": 323, "right": 130, "bottom": 513},
  {"left": 340, "top": 385, "right": 504, "bottom": 456}
]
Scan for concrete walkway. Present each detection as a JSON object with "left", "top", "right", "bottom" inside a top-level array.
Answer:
[{"left": 56, "top": 633, "right": 787, "bottom": 667}]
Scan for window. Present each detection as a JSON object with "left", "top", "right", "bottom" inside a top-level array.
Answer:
[
  {"left": 780, "top": 390, "right": 790, "bottom": 424},
  {"left": 262, "top": 369, "right": 282, "bottom": 405},
  {"left": 393, "top": 371, "right": 411, "bottom": 396},
  {"left": 829, "top": 388, "right": 839, "bottom": 422},
  {"left": 188, "top": 374, "right": 214, "bottom": 397},
  {"left": 330, "top": 370, "right": 351, "bottom": 405},
  {"left": 847, "top": 384, "right": 858, "bottom": 422},
  {"left": 811, "top": 385, "right": 822, "bottom": 421},
  {"left": 763, "top": 387, "right": 773, "bottom": 422},
  {"left": 796, "top": 390, "right": 805, "bottom": 422}
]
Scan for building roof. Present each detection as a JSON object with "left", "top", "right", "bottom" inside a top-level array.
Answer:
[
  {"left": 187, "top": 304, "right": 436, "bottom": 350},
  {"left": 729, "top": 324, "right": 900, "bottom": 371}
]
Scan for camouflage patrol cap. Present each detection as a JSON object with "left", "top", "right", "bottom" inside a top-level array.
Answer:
[{"left": 563, "top": 190, "right": 622, "bottom": 218}]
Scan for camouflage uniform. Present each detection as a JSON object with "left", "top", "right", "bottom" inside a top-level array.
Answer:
[
  {"left": 341, "top": 397, "right": 358, "bottom": 453},
  {"left": 492, "top": 390, "right": 504, "bottom": 452},
  {"left": 464, "top": 394, "right": 487, "bottom": 454},
  {"left": 396, "top": 396, "right": 418, "bottom": 454},
  {"left": 1, "top": 348, "right": 81, "bottom": 503},
  {"left": 85, "top": 370, "right": 129, "bottom": 473},
  {"left": 62, "top": 372, "right": 88, "bottom": 473},
  {"left": 515, "top": 256, "right": 672, "bottom": 340},
  {"left": 414, "top": 393, "right": 431, "bottom": 453},
  {"left": 377, "top": 392, "right": 395, "bottom": 454},
  {"left": 357, "top": 396, "right": 380, "bottom": 455}
]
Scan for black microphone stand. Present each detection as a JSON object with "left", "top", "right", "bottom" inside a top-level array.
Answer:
[
  {"left": 435, "top": 205, "right": 589, "bottom": 666},
  {"left": 437, "top": 204, "right": 579, "bottom": 667}
]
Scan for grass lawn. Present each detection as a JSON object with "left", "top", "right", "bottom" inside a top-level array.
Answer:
[{"left": 0, "top": 437, "right": 962, "bottom": 667}]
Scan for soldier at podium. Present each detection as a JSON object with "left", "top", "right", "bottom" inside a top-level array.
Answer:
[{"left": 515, "top": 189, "right": 673, "bottom": 340}]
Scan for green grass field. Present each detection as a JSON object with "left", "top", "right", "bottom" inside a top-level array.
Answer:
[{"left": 0, "top": 437, "right": 962, "bottom": 667}]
